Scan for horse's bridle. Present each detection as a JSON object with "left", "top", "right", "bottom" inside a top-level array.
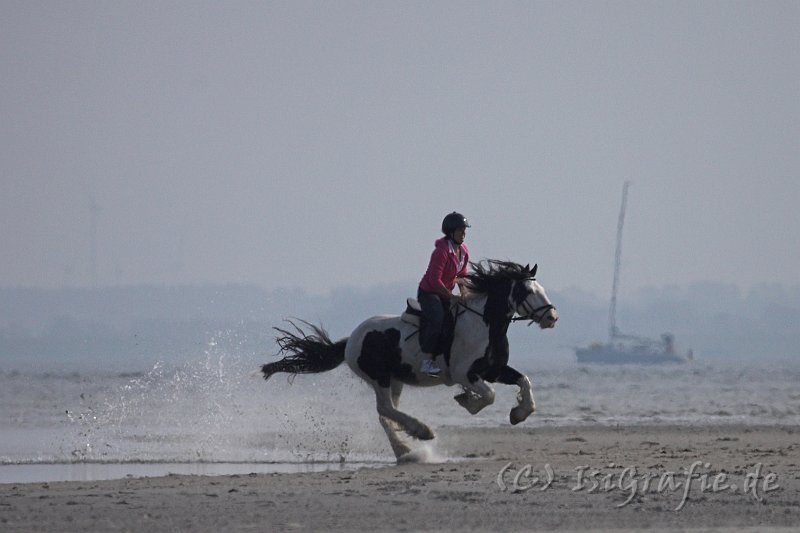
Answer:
[
  {"left": 456, "top": 298, "right": 555, "bottom": 326},
  {"left": 513, "top": 278, "right": 556, "bottom": 326},
  {"left": 512, "top": 301, "right": 556, "bottom": 326}
]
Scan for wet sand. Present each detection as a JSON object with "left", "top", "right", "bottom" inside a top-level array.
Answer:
[{"left": 1, "top": 424, "right": 798, "bottom": 532}]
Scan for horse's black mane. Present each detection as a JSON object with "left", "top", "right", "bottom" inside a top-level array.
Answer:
[
  {"left": 463, "top": 260, "right": 534, "bottom": 295},
  {"left": 462, "top": 260, "right": 536, "bottom": 327}
]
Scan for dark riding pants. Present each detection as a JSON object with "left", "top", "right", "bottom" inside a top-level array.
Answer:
[{"left": 417, "top": 287, "right": 449, "bottom": 355}]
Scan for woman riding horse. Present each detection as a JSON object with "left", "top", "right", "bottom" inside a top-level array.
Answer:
[
  {"left": 418, "top": 212, "right": 471, "bottom": 376},
  {"left": 260, "top": 258, "right": 559, "bottom": 462}
]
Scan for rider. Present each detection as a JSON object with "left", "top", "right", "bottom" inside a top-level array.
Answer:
[{"left": 418, "top": 212, "right": 470, "bottom": 376}]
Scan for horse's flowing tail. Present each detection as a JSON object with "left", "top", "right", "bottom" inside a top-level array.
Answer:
[{"left": 260, "top": 320, "right": 347, "bottom": 381}]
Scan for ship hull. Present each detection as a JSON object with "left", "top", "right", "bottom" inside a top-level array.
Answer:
[{"left": 575, "top": 346, "right": 685, "bottom": 364}]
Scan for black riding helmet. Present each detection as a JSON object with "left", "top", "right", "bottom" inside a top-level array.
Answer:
[{"left": 441, "top": 212, "right": 471, "bottom": 235}]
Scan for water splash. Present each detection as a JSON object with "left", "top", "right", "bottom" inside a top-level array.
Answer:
[
  {"left": 61, "top": 331, "right": 391, "bottom": 464},
  {"left": 398, "top": 441, "right": 448, "bottom": 464}
]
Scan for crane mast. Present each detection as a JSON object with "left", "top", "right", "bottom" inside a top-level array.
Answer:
[{"left": 608, "top": 181, "right": 630, "bottom": 341}]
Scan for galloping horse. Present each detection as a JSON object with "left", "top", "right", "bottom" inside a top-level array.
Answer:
[{"left": 260, "top": 260, "right": 558, "bottom": 461}]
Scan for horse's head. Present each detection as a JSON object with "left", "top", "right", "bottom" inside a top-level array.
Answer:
[
  {"left": 510, "top": 264, "right": 558, "bottom": 329},
  {"left": 464, "top": 260, "right": 558, "bottom": 329}
]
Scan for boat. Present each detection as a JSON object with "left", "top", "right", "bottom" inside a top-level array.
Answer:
[{"left": 575, "top": 182, "right": 691, "bottom": 364}]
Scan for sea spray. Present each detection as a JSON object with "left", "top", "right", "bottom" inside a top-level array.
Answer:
[
  {"left": 61, "top": 330, "right": 394, "bottom": 464},
  {"left": 63, "top": 331, "right": 268, "bottom": 463}
]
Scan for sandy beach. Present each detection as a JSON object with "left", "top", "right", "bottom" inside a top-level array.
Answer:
[{"left": 1, "top": 424, "right": 798, "bottom": 532}]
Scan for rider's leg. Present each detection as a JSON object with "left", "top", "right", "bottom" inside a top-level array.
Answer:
[
  {"left": 417, "top": 288, "right": 444, "bottom": 355},
  {"left": 417, "top": 289, "right": 445, "bottom": 376}
]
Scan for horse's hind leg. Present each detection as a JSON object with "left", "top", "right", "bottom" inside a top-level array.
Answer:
[
  {"left": 390, "top": 380, "right": 403, "bottom": 408},
  {"left": 373, "top": 385, "right": 435, "bottom": 442},
  {"left": 379, "top": 416, "right": 411, "bottom": 459},
  {"left": 378, "top": 381, "right": 412, "bottom": 459},
  {"left": 495, "top": 366, "right": 536, "bottom": 425}
]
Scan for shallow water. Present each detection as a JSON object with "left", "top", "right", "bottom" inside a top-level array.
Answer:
[{"left": 2, "top": 352, "right": 799, "bottom": 483}]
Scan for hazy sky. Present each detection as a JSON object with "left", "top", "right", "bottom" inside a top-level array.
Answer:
[{"left": 2, "top": 1, "right": 798, "bottom": 295}]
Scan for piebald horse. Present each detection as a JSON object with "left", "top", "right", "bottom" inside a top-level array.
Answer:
[{"left": 260, "top": 260, "right": 558, "bottom": 461}]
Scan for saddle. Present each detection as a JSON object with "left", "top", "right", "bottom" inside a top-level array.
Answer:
[
  {"left": 400, "top": 298, "right": 423, "bottom": 326},
  {"left": 401, "top": 298, "right": 456, "bottom": 357}
]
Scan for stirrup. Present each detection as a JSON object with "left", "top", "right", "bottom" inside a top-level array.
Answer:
[{"left": 420, "top": 359, "right": 441, "bottom": 377}]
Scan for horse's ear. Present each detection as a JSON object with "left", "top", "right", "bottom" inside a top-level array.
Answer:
[
  {"left": 531, "top": 264, "right": 538, "bottom": 278},
  {"left": 524, "top": 263, "right": 531, "bottom": 273}
]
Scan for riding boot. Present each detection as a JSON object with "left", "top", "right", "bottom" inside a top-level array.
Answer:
[{"left": 420, "top": 358, "right": 441, "bottom": 376}]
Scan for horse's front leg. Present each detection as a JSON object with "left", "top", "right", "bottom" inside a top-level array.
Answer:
[
  {"left": 495, "top": 365, "right": 536, "bottom": 425},
  {"left": 454, "top": 379, "right": 496, "bottom": 415}
]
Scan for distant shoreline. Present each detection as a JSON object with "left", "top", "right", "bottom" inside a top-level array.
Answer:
[{"left": 3, "top": 282, "right": 799, "bottom": 369}]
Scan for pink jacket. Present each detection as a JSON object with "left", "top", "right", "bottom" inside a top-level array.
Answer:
[{"left": 419, "top": 237, "right": 469, "bottom": 293}]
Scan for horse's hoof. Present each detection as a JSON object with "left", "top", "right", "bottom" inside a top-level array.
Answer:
[
  {"left": 397, "top": 453, "right": 416, "bottom": 464},
  {"left": 510, "top": 406, "right": 533, "bottom": 425},
  {"left": 455, "top": 392, "right": 486, "bottom": 415},
  {"left": 454, "top": 392, "right": 471, "bottom": 409},
  {"left": 415, "top": 426, "right": 436, "bottom": 441},
  {"left": 393, "top": 446, "right": 413, "bottom": 461}
]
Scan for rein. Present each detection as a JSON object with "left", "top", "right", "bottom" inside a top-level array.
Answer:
[
  {"left": 456, "top": 300, "right": 484, "bottom": 320},
  {"left": 456, "top": 299, "right": 555, "bottom": 327}
]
